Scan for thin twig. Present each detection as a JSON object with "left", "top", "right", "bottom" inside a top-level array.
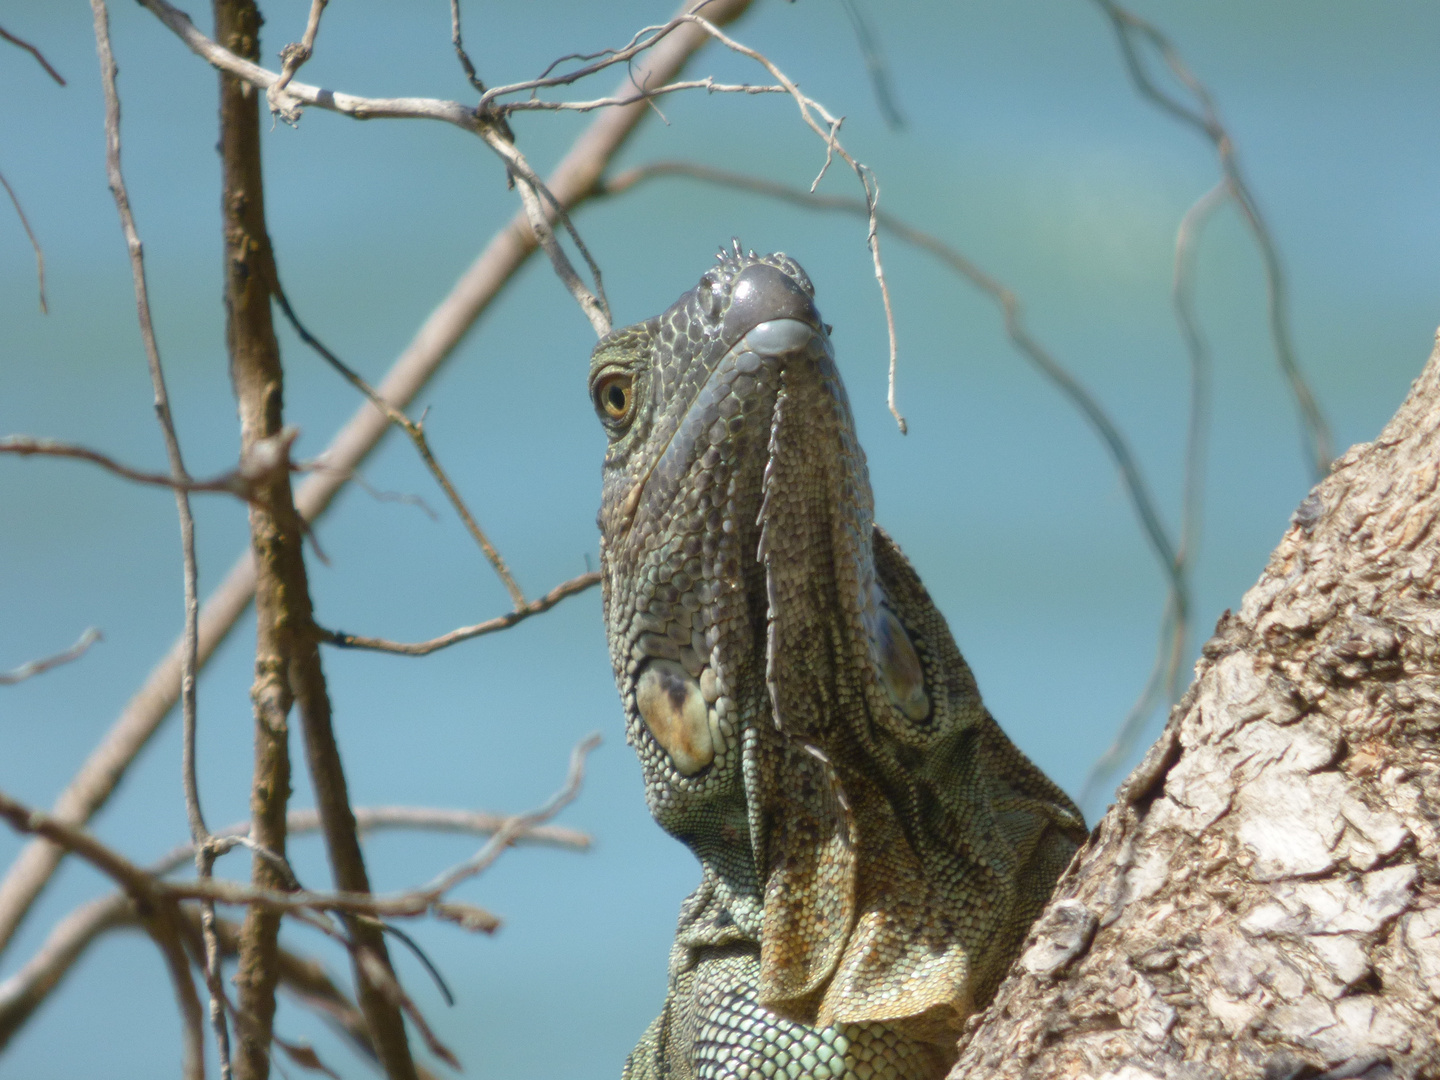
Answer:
[
  {"left": 0, "top": 629, "right": 101, "bottom": 687},
  {"left": 838, "top": 0, "right": 903, "bottom": 130},
  {"left": 89, "top": 2, "right": 228, "bottom": 1071},
  {"left": 0, "top": 802, "right": 587, "bottom": 1049},
  {"left": 0, "top": 432, "right": 299, "bottom": 503},
  {"left": 269, "top": 279, "right": 526, "bottom": 606},
  {"left": 0, "top": 169, "right": 48, "bottom": 313},
  {"left": 0, "top": 24, "right": 66, "bottom": 85},
  {"left": 0, "top": 738, "right": 597, "bottom": 924},
  {"left": 476, "top": 128, "right": 612, "bottom": 334},
  {"left": 418, "top": 734, "right": 600, "bottom": 898},
  {"left": 495, "top": 78, "right": 783, "bottom": 112},
  {"left": 1078, "top": 180, "right": 1227, "bottom": 809},
  {"left": 602, "top": 162, "right": 1183, "bottom": 600},
  {"left": 446, "top": 0, "right": 515, "bottom": 142},
  {"left": 320, "top": 571, "right": 601, "bottom": 656},
  {"left": 0, "top": 0, "right": 755, "bottom": 971},
  {"left": 135, "top": 0, "right": 894, "bottom": 390},
  {"left": 1093, "top": 0, "right": 1332, "bottom": 479}
]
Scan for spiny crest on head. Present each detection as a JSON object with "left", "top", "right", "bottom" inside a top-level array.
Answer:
[{"left": 716, "top": 237, "right": 745, "bottom": 265}]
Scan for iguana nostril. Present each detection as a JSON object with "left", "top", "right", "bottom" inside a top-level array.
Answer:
[{"left": 635, "top": 659, "right": 714, "bottom": 775}]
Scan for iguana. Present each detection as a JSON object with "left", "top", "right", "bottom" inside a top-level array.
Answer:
[{"left": 589, "top": 245, "right": 1086, "bottom": 1080}]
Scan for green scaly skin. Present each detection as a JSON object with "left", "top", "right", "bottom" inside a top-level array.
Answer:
[{"left": 589, "top": 246, "right": 1086, "bottom": 1080}]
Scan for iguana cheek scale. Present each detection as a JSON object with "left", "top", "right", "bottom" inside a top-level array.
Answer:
[{"left": 590, "top": 245, "right": 1087, "bottom": 1080}]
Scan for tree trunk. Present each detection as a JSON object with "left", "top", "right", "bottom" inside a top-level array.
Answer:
[{"left": 951, "top": 336, "right": 1440, "bottom": 1080}]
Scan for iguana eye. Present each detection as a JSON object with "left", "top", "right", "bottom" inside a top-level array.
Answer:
[{"left": 594, "top": 371, "right": 635, "bottom": 426}]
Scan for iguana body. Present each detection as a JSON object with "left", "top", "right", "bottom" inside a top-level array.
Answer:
[{"left": 589, "top": 247, "right": 1085, "bottom": 1080}]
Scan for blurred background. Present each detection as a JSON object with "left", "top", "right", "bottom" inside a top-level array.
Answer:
[{"left": 2, "top": 1, "right": 1438, "bottom": 1076}]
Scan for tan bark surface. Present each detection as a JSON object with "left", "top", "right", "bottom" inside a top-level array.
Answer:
[{"left": 951, "top": 337, "right": 1440, "bottom": 1080}]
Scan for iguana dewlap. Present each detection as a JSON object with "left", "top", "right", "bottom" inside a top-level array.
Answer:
[{"left": 590, "top": 245, "right": 1085, "bottom": 1080}]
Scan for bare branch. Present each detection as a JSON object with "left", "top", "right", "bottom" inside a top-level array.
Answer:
[
  {"left": 267, "top": 0, "right": 328, "bottom": 122},
  {"left": 320, "top": 571, "right": 601, "bottom": 656},
  {"left": 0, "top": 24, "right": 66, "bottom": 85},
  {"left": 0, "top": 739, "right": 597, "bottom": 924},
  {"left": 270, "top": 282, "right": 526, "bottom": 607},
  {"left": 0, "top": 628, "right": 101, "bottom": 687},
  {"left": 0, "top": 0, "right": 755, "bottom": 971},
  {"left": 0, "top": 168, "right": 48, "bottom": 313},
  {"left": 475, "top": 127, "right": 611, "bottom": 334},
  {"left": 838, "top": 0, "right": 904, "bottom": 130},
  {"left": 496, "top": 78, "right": 783, "bottom": 113},
  {"left": 139, "top": 0, "right": 479, "bottom": 127},
  {"left": 1092, "top": 0, "right": 1332, "bottom": 478},
  {"left": 603, "top": 161, "right": 1182, "bottom": 594},
  {"left": 89, "top": 3, "right": 231, "bottom": 1066},
  {"left": 0, "top": 432, "right": 296, "bottom": 501},
  {"left": 418, "top": 734, "right": 601, "bottom": 899},
  {"left": 0, "top": 802, "right": 587, "bottom": 1049},
  {"left": 134, "top": 0, "right": 895, "bottom": 370}
]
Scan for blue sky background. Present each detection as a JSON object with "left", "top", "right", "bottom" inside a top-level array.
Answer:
[{"left": 2, "top": 1, "right": 1438, "bottom": 1077}]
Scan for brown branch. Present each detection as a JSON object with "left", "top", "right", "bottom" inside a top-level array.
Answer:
[
  {"left": 320, "top": 570, "right": 600, "bottom": 656},
  {"left": 213, "top": 0, "right": 415, "bottom": 1072},
  {"left": 88, "top": 2, "right": 229, "bottom": 1070},
  {"left": 1092, "top": 0, "right": 1332, "bottom": 479},
  {"left": 0, "top": 741, "right": 595, "bottom": 923},
  {"left": 0, "top": 168, "right": 48, "bottom": 313},
  {"left": 0, "top": 432, "right": 296, "bottom": 501},
  {"left": 0, "top": 24, "right": 65, "bottom": 85},
  {"left": 418, "top": 734, "right": 599, "bottom": 898},
  {"left": 0, "top": 0, "right": 754, "bottom": 977},
  {"left": 0, "top": 628, "right": 101, "bottom": 687},
  {"left": 602, "top": 161, "right": 1182, "bottom": 594},
  {"left": 135, "top": 0, "right": 891, "bottom": 362},
  {"left": 269, "top": 284, "right": 525, "bottom": 608},
  {"left": 0, "top": 803, "right": 587, "bottom": 1050}
]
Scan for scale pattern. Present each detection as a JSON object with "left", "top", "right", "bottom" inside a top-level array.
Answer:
[{"left": 591, "top": 245, "right": 1087, "bottom": 1080}]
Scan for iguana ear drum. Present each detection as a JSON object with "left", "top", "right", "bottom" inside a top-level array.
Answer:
[
  {"left": 635, "top": 659, "right": 714, "bottom": 775},
  {"left": 877, "top": 606, "right": 931, "bottom": 722}
]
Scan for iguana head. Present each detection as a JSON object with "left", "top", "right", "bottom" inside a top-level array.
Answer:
[
  {"left": 588, "top": 244, "right": 844, "bottom": 806},
  {"left": 591, "top": 249, "right": 1087, "bottom": 1040}
]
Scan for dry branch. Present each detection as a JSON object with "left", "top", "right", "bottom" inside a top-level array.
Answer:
[
  {"left": 0, "top": 803, "right": 587, "bottom": 1050},
  {"left": 0, "top": 169, "right": 48, "bottom": 312},
  {"left": 0, "top": 0, "right": 756, "bottom": 969},
  {"left": 87, "top": 1, "right": 230, "bottom": 1068},
  {"left": 0, "top": 432, "right": 299, "bottom": 504},
  {"left": 0, "top": 629, "right": 100, "bottom": 686},
  {"left": 0, "top": 24, "right": 65, "bottom": 85},
  {"left": 320, "top": 571, "right": 601, "bottom": 656},
  {"left": 1093, "top": 0, "right": 1332, "bottom": 479},
  {"left": 269, "top": 283, "right": 525, "bottom": 607}
]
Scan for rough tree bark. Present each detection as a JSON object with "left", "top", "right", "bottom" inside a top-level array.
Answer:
[{"left": 950, "top": 338, "right": 1440, "bottom": 1078}]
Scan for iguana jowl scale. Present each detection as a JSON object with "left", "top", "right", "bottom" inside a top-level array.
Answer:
[{"left": 590, "top": 246, "right": 1085, "bottom": 1079}]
